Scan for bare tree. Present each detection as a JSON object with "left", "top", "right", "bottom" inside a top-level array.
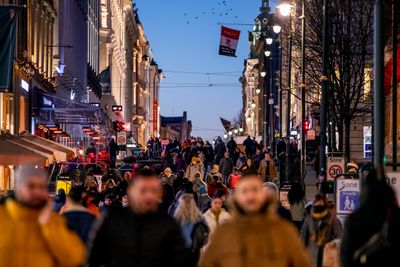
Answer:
[{"left": 290, "top": 0, "right": 374, "bottom": 160}]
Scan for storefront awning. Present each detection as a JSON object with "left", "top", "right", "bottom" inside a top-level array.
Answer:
[
  {"left": 0, "top": 138, "right": 48, "bottom": 166},
  {"left": 19, "top": 134, "right": 76, "bottom": 161}
]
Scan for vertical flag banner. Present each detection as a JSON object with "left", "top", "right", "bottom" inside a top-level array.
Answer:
[
  {"left": 0, "top": 7, "right": 18, "bottom": 91},
  {"left": 219, "top": 26, "right": 241, "bottom": 57}
]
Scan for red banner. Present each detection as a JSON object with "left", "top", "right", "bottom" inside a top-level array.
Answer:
[
  {"left": 153, "top": 100, "right": 158, "bottom": 132},
  {"left": 219, "top": 26, "right": 241, "bottom": 57}
]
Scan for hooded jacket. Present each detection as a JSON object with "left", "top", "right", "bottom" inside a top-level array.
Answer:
[{"left": 199, "top": 200, "right": 312, "bottom": 267}]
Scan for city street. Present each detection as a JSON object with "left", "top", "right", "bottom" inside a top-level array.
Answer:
[{"left": 1, "top": 0, "right": 400, "bottom": 267}]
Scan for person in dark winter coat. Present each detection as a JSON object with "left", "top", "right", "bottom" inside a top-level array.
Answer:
[
  {"left": 62, "top": 187, "right": 96, "bottom": 244},
  {"left": 88, "top": 166, "right": 191, "bottom": 267},
  {"left": 108, "top": 138, "right": 119, "bottom": 168},
  {"left": 213, "top": 137, "right": 226, "bottom": 164},
  {"left": 219, "top": 152, "right": 234, "bottom": 184},
  {"left": 340, "top": 169, "right": 400, "bottom": 267},
  {"left": 243, "top": 135, "right": 255, "bottom": 158},
  {"left": 226, "top": 137, "right": 237, "bottom": 157}
]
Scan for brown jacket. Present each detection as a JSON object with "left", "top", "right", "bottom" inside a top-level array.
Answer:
[
  {"left": 258, "top": 159, "right": 277, "bottom": 181},
  {"left": 199, "top": 204, "right": 312, "bottom": 267}
]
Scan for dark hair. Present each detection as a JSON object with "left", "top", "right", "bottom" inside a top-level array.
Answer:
[
  {"left": 214, "top": 189, "right": 227, "bottom": 199},
  {"left": 131, "top": 166, "right": 157, "bottom": 185},
  {"left": 288, "top": 182, "right": 305, "bottom": 204},
  {"left": 68, "top": 187, "right": 84, "bottom": 203}
]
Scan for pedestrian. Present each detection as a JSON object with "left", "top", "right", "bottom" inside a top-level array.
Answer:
[
  {"left": 0, "top": 166, "right": 86, "bottom": 267},
  {"left": 340, "top": 169, "right": 400, "bottom": 267},
  {"left": 99, "top": 194, "right": 113, "bottom": 213},
  {"left": 263, "top": 182, "right": 293, "bottom": 222},
  {"left": 258, "top": 151, "right": 277, "bottom": 182},
  {"left": 53, "top": 188, "right": 66, "bottom": 213},
  {"left": 213, "top": 137, "right": 226, "bottom": 164},
  {"left": 219, "top": 151, "right": 234, "bottom": 185},
  {"left": 159, "top": 174, "right": 174, "bottom": 215},
  {"left": 162, "top": 167, "right": 174, "bottom": 186},
  {"left": 240, "top": 158, "right": 257, "bottom": 174},
  {"left": 173, "top": 189, "right": 210, "bottom": 266},
  {"left": 192, "top": 172, "right": 208, "bottom": 199},
  {"left": 115, "top": 171, "right": 132, "bottom": 198},
  {"left": 235, "top": 150, "right": 247, "bottom": 170},
  {"left": 226, "top": 136, "right": 237, "bottom": 157},
  {"left": 203, "top": 196, "right": 231, "bottom": 238},
  {"left": 186, "top": 156, "right": 205, "bottom": 181},
  {"left": 86, "top": 142, "right": 97, "bottom": 156},
  {"left": 206, "top": 164, "right": 221, "bottom": 183},
  {"left": 243, "top": 135, "right": 254, "bottom": 158},
  {"left": 175, "top": 153, "right": 186, "bottom": 173},
  {"left": 288, "top": 182, "right": 307, "bottom": 231},
  {"left": 88, "top": 166, "right": 191, "bottom": 267},
  {"left": 227, "top": 168, "right": 241, "bottom": 190},
  {"left": 199, "top": 172, "right": 312, "bottom": 267},
  {"left": 301, "top": 195, "right": 343, "bottom": 267},
  {"left": 207, "top": 175, "right": 228, "bottom": 198},
  {"left": 62, "top": 187, "right": 97, "bottom": 244},
  {"left": 107, "top": 138, "right": 119, "bottom": 168}
]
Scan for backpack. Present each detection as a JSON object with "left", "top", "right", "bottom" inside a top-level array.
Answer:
[{"left": 191, "top": 220, "right": 210, "bottom": 252}]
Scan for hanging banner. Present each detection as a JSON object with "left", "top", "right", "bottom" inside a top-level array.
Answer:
[
  {"left": 219, "top": 26, "right": 241, "bottom": 57},
  {"left": 0, "top": 7, "right": 18, "bottom": 91},
  {"left": 153, "top": 100, "right": 158, "bottom": 132}
]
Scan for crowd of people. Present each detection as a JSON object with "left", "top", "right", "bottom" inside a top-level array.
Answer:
[{"left": 0, "top": 136, "right": 400, "bottom": 267}]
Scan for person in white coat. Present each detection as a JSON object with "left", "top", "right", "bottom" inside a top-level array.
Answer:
[{"left": 203, "top": 197, "right": 231, "bottom": 238}]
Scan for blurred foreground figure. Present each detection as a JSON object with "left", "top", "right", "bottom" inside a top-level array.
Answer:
[
  {"left": 0, "top": 166, "right": 86, "bottom": 267},
  {"left": 341, "top": 170, "right": 400, "bottom": 267},
  {"left": 199, "top": 173, "right": 312, "bottom": 267},
  {"left": 88, "top": 166, "right": 191, "bottom": 267}
]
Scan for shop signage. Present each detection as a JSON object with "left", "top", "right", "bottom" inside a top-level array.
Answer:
[
  {"left": 363, "top": 126, "right": 372, "bottom": 158},
  {"left": 219, "top": 26, "right": 241, "bottom": 57},
  {"left": 327, "top": 156, "right": 345, "bottom": 181},
  {"left": 336, "top": 179, "right": 360, "bottom": 215}
]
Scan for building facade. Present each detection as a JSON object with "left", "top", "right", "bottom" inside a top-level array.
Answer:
[{"left": 160, "top": 112, "right": 192, "bottom": 143}]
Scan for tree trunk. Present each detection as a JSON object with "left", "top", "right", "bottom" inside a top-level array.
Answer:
[
  {"left": 337, "top": 122, "right": 344, "bottom": 153},
  {"left": 344, "top": 118, "right": 351, "bottom": 162}
]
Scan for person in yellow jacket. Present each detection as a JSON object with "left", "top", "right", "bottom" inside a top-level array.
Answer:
[{"left": 0, "top": 166, "right": 86, "bottom": 267}]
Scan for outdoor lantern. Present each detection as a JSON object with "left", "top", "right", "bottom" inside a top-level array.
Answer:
[
  {"left": 266, "top": 37, "right": 273, "bottom": 45},
  {"left": 234, "top": 129, "right": 239, "bottom": 134},
  {"left": 255, "top": 88, "right": 261, "bottom": 94},
  {"left": 250, "top": 102, "right": 256, "bottom": 108},
  {"left": 228, "top": 131, "right": 233, "bottom": 136},
  {"left": 272, "top": 25, "right": 282, "bottom": 34},
  {"left": 278, "top": 1, "right": 292, "bottom": 17},
  {"left": 246, "top": 116, "right": 252, "bottom": 122},
  {"left": 265, "top": 50, "right": 271, "bottom": 57},
  {"left": 239, "top": 127, "right": 244, "bottom": 133},
  {"left": 260, "top": 71, "right": 267, "bottom": 77},
  {"left": 223, "top": 134, "right": 228, "bottom": 139}
]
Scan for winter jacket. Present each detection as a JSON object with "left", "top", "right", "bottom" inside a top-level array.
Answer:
[
  {"left": 193, "top": 177, "right": 208, "bottom": 198},
  {"left": 207, "top": 181, "right": 228, "bottom": 198},
  {"left": 219, "top": 157, "right": 234, "bottom": 176},
  {"left": 88, "top": 207, "right": 192, "bottom": 267},
  {"left": 258, "top": 159, "right": 277, "bottom": 181},
  {"left": 236, "top": 156, "right": 246, "bottom": 169},
  {"left": 203, "top": 208, "right": 231, "bottom": 237},
  {"left": 186, "top": 163, "right": 205, "bottom": 181},
  {"left": 63, "top": 207, "right": 97, "bottom": 244},
  {"left": 301, "top": 212, "right": 343, "bottom": 267},
  {"left": 199, "top": 201, "right": 312, "bottom": 267},
  {"left": 0, "top": 199, "right": 86, "bottom": 267},
  {"left": 228, "top": 173, "right": 241, "bottom": 189}
]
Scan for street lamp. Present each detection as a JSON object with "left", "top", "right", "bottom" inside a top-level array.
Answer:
[
  {"left": 246, "top": 116, "right": 252, "bottom": 123},
  {"left": 260, "top": 70, "right": 267, "bottom": 77},
  {"left": 250, "top": 101, "right": 257, "bottom": 108},
  {"left": 255, "top": 88, "right": 261, "bottom": 94},
  {"left": 266, "top": 37, "right": 273, "bottom": 45},
  {"left": 265, "top": 50, "right": 271, "bottom": 57},
  {"left": 239, "top": 127, "right": 244, "bottom": 133},
  {"left": 277, "top": 1, "right": 292, "bottom": 17},
  {"left": 234, "top": 129, "right": 239, "bottom": 134},
  {"left": 272, "top": 25, "right": 282, "bottom": 34}
]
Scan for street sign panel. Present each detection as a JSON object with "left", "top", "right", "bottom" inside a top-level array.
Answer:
[
  {"left": 327, "top": 156, "right": 345, "bottom": 181},
  {"left": 117, "top": 131, "right": 127, "bottom": 145},
  {"left": 336, "top": 179, "right": 360, "bottom": 215},
  {"left": 386, "top": 172, "right": 400, "bottom": 201}
]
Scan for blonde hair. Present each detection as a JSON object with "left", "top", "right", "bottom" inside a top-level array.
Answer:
[{"left": 173, "top": 195, "right": 202, "bottom": 225}]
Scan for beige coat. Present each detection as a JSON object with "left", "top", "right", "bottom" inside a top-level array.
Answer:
[
  {"left": 258, "top": 159, "right": 277, "bottom": 181},
  {"left": 199, "top": 204, "right": 312, "bottom": 267}
]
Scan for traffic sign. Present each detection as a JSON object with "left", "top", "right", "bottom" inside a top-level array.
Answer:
[
  {"left": 117, "top": 131, "right": 127, "bottom": 145},
  {"left": 327, "top": 156, "right": 345, "bottom": 181},
  {"left": 336, "top": 179, "right": 360, "bottom": 215}
]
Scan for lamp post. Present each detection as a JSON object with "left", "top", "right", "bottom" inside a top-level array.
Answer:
[
  {"left": 300, "top": 0, "right": 307, "bottom": 186},
  {"left": 319, "top": 0, "right": 329, "bottom": 187},
  {"left": 278, "top": 0, "right": 292, "bottom": 182}
]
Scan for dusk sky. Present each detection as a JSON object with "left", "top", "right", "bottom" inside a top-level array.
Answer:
[{"left": 135, "top": 0, "right": 276, "bottom": 140}]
